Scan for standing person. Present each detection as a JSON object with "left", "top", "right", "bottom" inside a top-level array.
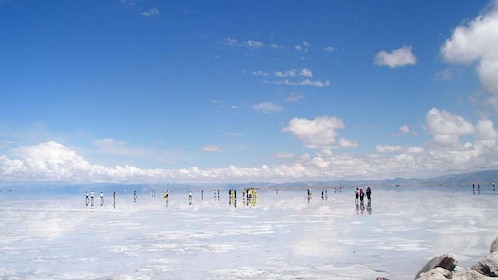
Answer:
[
  {"left": 355, "top": 187, "right": 359, "bottom": 202},
  {"left": 359, "top": 188, "right": 364, "bottom": 202},
  {"left": 493, "top": 182, "right": 496, "bottom": 191},
  {"left": 85, "top": 191, "right": 89, "bottom": 207},
  {"left": 100, "top": 192, "right": 104, "bottom": 206},
  {"left": 113, "top": 192, "right": 116, "bottom": 208},
  {"left": 366, "top": 187, "right": 372, "bottom": 200},
  {"left": 90, "top": 191, "right": 95, "bottom": 207},
  {"left": 189, "top": 191, "right": 192, "bottom": 206},
  {"left": 134, "top": 190, "right": 137, "bottom": 203}
]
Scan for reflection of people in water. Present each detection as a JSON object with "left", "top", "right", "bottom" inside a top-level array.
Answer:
[{"left": 355, "top": 199, "right": 371, "bottom": 215}]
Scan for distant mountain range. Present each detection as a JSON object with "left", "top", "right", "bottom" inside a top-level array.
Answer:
[{"left": 226, "top": 169, "right": 498, "bottom": 189}]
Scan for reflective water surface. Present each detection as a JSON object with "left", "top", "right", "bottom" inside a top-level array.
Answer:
[{"left": 0, "top": 185, "right": 497, "bottom": 279}]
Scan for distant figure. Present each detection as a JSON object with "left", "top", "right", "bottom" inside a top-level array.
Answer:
[
  {"left": 307, "top": 189, "right": 312, "bottom": 203},
  {"left": 366, "top": 187, "right": 372, "bottom": 200},
  {"left": 189, "top": 191, "right": 192, "bottom": 206},
  {"left": 478, "top": 184, "right": 480, "bottom": 192},
  {"left": 100, "top": 192, "right": 104, "bottom": 206},
  {"left": 113, "top": 192, "right": 116, "bottom": 209},
  {"left": 359, "top": 188, "right": 364, "bottom": 202},
  {"left": 134, "top": 190, "right": 137, "bottom": 203},
  {"left": 355, "top": 187, "right": 359, "bottom": 202},
  {"left": 473, "top": 184, "right": 475, "bottom": 192},
  {"left": 493, "top": 182, "right": 496, "bottom": 191},
  {"left": 201, "top": 189, "right": 204, "bottom": 200},
  {"left": 85, "top": 191, "right": 89, "bottom": 207},
  {"left": 91, "top": 191, "right": 95, "bottom": 207}
]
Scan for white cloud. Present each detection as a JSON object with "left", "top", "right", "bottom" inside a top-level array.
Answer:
[
  {"left": 376, "top": 145, "right": 403, "bottom": 153},
  {"left": 282, "top": 116, "right": 354, "bottom": 149},
  {"left": 400, "top": 125, "right": 410, "bottom": 134},
  {"left": 202, "top": 145, "right": 221, "bottom": 152},
  {"left": 275, "top": 69, "right": 297, "bottom": 77},
  {"left": 374, "top": 45, "right": 417, "bottom": 68},
  {"left": 441, "top": 5, "right": 498, "bottom": 106},
  {"left": 253, "top": 101, "right": 283, "bottom": 114},
  {"left": 324, "top": 46, "right": 334, "bottom": 53},
  {"left": 224, "top": 37, "right": 239, "bottom": 46},
  {"left": 266, "top": 79, "right": 330, "bottom": 87},
  {"left": 141, "top": 7, "right": 159, "bottom": 17},
  {"left": 338, "top": 138, "right": 358, "bottom": 148},
  {"left": 274, "top": 68, "right": 312, "bottom": 78},
  {"left": 295, "top": 42, "right": 310, "bottom": 52},
  {"left": 426, "top": 108, "right": 474, "bottom": 147},
  {"left": 224, "top": 37, "right": 263, "bottom": 48},
  {"left": 287, "top": 93, "right": 305, "bottom": 103},
  {"left": 251, "top": 70, "right": 269, "bottom": 77},
  {"left": 299, "top": 68, "right": 312, "bottom": 78},
  {"left": 243, "top": 40, "right": 263, "bottom": 48}
]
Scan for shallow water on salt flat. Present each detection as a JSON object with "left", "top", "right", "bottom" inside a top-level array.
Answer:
[{"left": 1, "top": 185, "right": 497, "bottom": 279}]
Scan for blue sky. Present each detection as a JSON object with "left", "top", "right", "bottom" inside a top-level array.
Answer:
[{"left": 1, "top": 0, "right": 498, "bottom": 184}]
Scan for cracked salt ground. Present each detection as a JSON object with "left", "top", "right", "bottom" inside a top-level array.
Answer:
[{"left": 0, "top": 185, "right": 497, "bottom": 279}]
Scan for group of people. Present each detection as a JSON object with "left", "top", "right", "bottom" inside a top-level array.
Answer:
[
  {"left": 85, "top": 191, "right": 105, "bottom": 207},
  {"left": 354, "top": 186, "right": 372, "bottom": 202},
  {"left": 85, "top": 191, "right": 117, "bottom": 208}
]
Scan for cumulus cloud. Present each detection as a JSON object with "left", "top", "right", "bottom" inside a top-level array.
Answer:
[
  {"left": 426, "top": 108, "right": 474, "bottom": 147},
  {"left": 282, "top": 116, "right": 355, "bottom": 149},
  {"left": 253, "top": 101, "right": 284, "bottom": 114},
  {"left": 441, "top": 5, "right": 498, "bottom": 108},
  {"left": 374, "top": 45, "right": 417, "bottom": 68}
]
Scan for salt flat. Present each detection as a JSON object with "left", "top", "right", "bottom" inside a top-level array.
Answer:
[{"left": 0, "top": 185, "right": 497, "bottom": 279}]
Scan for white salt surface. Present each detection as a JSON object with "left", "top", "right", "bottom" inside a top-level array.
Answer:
[{"left": 0, "top": 186, "right": 497, "bottom": 279}]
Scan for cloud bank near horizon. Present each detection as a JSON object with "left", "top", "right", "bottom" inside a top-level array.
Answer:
[{"left": 1, "top": 107, "right": 498, "bottom": 184}]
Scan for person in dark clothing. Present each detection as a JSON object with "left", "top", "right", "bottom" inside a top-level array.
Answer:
[{"left": 366, "top": 187, "right": 372, "bottom": 200}]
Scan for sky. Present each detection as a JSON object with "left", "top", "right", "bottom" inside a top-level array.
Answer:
[{"left": 1, "top": 0, "right": 498, "bottom": 184}]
